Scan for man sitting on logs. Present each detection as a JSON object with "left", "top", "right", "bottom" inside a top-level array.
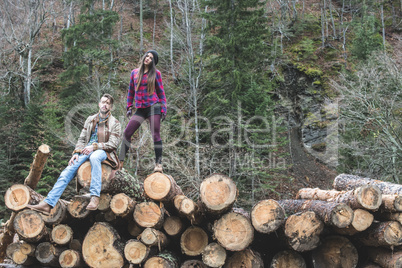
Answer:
[{"left": 28, "top": 94, "right": 121, "bottom": 214}]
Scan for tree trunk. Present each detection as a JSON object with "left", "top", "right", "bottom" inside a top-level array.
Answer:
[
  {"left": 42, "top": 200, "right": 70, "bottom": 225},
  {"left": 163, "top": 216, "right": 185, "bottom": 237},
  {"left": 311, "top": 236, "right": 358, "bottom": 268},
  {"left": 12, "top": 249, "right": 37, "bottom": 266},
  {"left": 59, "top": 249, "right": 85, "bottom": 268},
  {"left": 82, "top": 222, "right": 125, "bottom": 268},
  {"left": 181, "top": 260, "right": 207, "bottom": 268},
  {"left": 173, "top": 195, "right": 203, "bottom": 225},
  {"left": 127, "top": 218, "right": 144, "bottom": 237},
  {"left": 251, "top": 199, "right": 285, "bottom": 234},
  {"left": 334, "top": 208, "right": 374, "bottom": 235},
  {"left": 270, "top": 250, "right": 306, "bottom": 268},
  {"left": 69, "top": 239, "right": 82, "bottom": 252},
  {"left": 35, "top": 241, "right": 66, "bottom": 267},
  {"left": 213, "top": 212, "right": 254, "bottom": 251},
  {"left": 77, "top": 165, "right": 145, "bottom": 200},
  {"left": 334, "top": 174, "right": 402, "bottom": 195},
  {"left": 140, "top": 227, "right": 169, "bottom": 250},
  {"left": 51, "top": 224, "right": 73, "bottom": 246},
  {"left": 13, "top": 210, "right": 49, "bottom": 243},
  {"left": 124, "top": 239, "right": 155, "bottom": 265},
  {"left": 278, "top": 199, "right": 353, "bottom": 228},
  {"left": 367, "top": 247, "right": 402, "bottom": 268},
  {"left": 144, "top": 173, "right": 183, "bottom": 202},
  {"left": 357, "top": 221, "right": 402, "bottom": 247},
  {"left": 180, "top": 226, "right": 209, "bottom": 256},
  {"left": 98, "top": 193, "right": 112, "bottom": 212},
  {"left": 224, "top": 249, "right": 264, "bottom": 268},
  {"left": 200, "top": 174, "right": 238, "bottom": 216},
  {"left": 144, "top": 251, "right": 179, "bottom": 268},
  {"left": 110, "top": 193, "right": 136, "bottom": 218},
  {"left": 381, "top": 194, "right": 402, "bottom": 212},
  {"left": 283, "top": 211, "right": 324, "bottom": 252},
  {"left": 134, "top": 201, "right": 165, "bottom": 229},
  {"left": 4, "top": 184, "right": 44, "bottom": 211},
  {"left": 24, "top": 144, "right": 51, "bottom": 189},
  {"left": 296, "top": 185, "right": 382, "bottom": 211},
  {"left": 67, "top": 195, "right": 92, "bottom": 219},
  {"left": 201, "top": 242, "right": 226, "bottom": 268}
]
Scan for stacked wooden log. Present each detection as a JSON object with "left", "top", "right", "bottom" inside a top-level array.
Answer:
[{"left": 3, "top": 147, "right": 402, "bottom": 268}]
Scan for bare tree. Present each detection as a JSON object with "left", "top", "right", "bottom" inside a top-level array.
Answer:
[
  {"left": 0, "top": 0, "right": 49, "bottom": 106},
  {"left": 332, "top": 52, "right": 402, "bottom": 181}
]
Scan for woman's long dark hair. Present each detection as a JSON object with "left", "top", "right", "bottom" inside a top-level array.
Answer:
[{"left": 135, "top": 52, "right": 156, "bottom": 94}]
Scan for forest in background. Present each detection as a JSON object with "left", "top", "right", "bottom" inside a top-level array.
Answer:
[{"left": 0, "top": 0, "right": 400, "bottom": 221}]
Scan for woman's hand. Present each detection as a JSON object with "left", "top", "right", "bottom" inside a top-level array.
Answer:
[
  {"left": 161, "top": 113, "right": 166, "bottom": 122},
  {"left": 126, "top": 109, "right": 132, "bottom": 119}
]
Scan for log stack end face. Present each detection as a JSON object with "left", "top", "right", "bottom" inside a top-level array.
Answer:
[
  {"left": 200, "top": 174, "right": 237, "bottom": 213},
  {"left": 356, "top": 185, "right": 382, "bottom": 211},
  {"left": 251, "top": 199, "right": 285, "bottom": 234},
  {"left": 330, "top": 203, "right": 354, "bottom": 228},
  {"left": 14, "top": 210, "right": 45, "bottom": 241},
  {"left": 181, "top": 226, "right": 209, "bottom": 256},
  {"left": 213, "top": 212, "right": 254, "bottom": 251},
  {"left": 144, "top": 173, "right": 171, "bottom": 201},
  {"left": 4, "top": 184, "right": 31, "bottom": 211}
]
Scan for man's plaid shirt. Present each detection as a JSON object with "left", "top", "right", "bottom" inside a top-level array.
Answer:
[{"left": 126, "top": 68, "right": 167, "bottom": 114}]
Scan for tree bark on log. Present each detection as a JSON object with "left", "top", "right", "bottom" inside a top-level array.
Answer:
[
  {"left": 82, "top": 222, "right": 125, "bottom": 268},
  {"left": 67, "top": 195, "right": 92, "bottom": 219},
  {"left": 24, "top": 144, "right": 51, "bottom": 190},
  {"left": 381, "top": 194, "right": 402, "bottom": 212},
  {"left": 7, "top": 241, "right": 36, "bottom": 266},
  {"left": 140, "top": 227, "right": 169, "bottom": 250},
  {"left": 0, "top": 231, "right": 14, "bottom": 263},
  {"left": 51, "top": 224, "right": 73, "bottom": 246},
  {"left": 163, "top": 216, "right": 185, "bottom": 237},
  {"left": 278, "top": 199, "right": 353, "bottom": 228},
  {"left": 35, "top": 241, "right": 66, "bottom": 267},
  {"left": 283, "top": 211, "right": 324, "bottom": 252},
  {"left": 144, "top": 172, "right": 183, "bottom": 202},
  {"left": 296, "top": 185, "right": 382, "bottom": 211},
  {"left": 201, "top": 242, "right": 226, "bottom": 268},
  {"left": 333, "top": 208, "right": 374, "bottom": 235},
  {"left": 42, "top": 200, "right": 70, "bottom": 225},
  {"left": 134, "top": 201, "right": 165, "bottom": 229},
  {"left": 367, "top": 247, "right": 402, "bottom": 268},
  {"left": 144, "top": 251, "right": 179, "bottom": 268},
  {"left": 357, "top": 221, "right": 402, "bottom": 247},
  {"left": 180, "top": 226, "right": 209, "bottom": 256},
  {"left": 110, "top": 193, "right": 136, "bottom": 218},
  {"left": 334, "top": 174, "right": 402, "bottom": 195},
  {"left": 13, "top": 210, "right": 49, "bottom": 243},
  {"left": 173, "top": 195, "right": 203, "bottom": 225},
  {"left": 224, "top": 249, "right": 264, "bottom": 268},
  {"left": 59, "top": 249, "right": 86, "bottom": 268},
  {"left": 181, "top": 260, "right": 207, "bottom": 268},
  {"left": 4, "top": 184, "right": 44, "bottom": 211},
  {"left": 251, "top": 199, "right": 285, "bottom": 234},
  {"left": 311, "top": 235, "right": 358, "bottom": 268},
  {"left": 270, "top": 250, "right": 306, "bottom": 268},
  {"left": 213, "top": 212, "right": 254, "bottom": 251},
  {"left": 124, "top": 239, "right": 155, "bottom": 265},
  {"left": 69, "top": 239, "right": 82, "bottom": 252},
  {"left": 200, "top": 174, "right": 238, "bottom": 216}
]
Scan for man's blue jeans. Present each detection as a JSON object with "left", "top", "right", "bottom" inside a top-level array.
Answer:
[{"left": 44, "top": 150, "right": 107, "bottom": 207}]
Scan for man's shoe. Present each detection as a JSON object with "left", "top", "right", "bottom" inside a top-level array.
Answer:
[
  {"left": 27, "top": 201, "right": 51, "bottom": 216},
  {"left": 153, "top": 163, "right": 163, "bottom": 173},
  {"left": 86, "top": 196, "right": 100, "bottom": 211}
]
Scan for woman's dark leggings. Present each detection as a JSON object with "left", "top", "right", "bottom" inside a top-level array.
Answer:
[{"left": 119, "top": 114, "right": 162, "bottom": 164}]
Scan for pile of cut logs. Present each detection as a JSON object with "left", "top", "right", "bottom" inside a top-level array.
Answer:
[{"left": 2, "top": 145, "right": 402, "bottom": 268}]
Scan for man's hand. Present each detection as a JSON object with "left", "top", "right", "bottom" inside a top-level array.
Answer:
[
  {"left": 69, "top": 154, "right": 79, "bottom": 166},
  {"left": 82, "top": 145, "right": 94, "bottom": 155}
]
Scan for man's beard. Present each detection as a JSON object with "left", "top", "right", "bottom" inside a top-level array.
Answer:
[{"left": 100, "top": 108, "right": 110, "bottom": 115}]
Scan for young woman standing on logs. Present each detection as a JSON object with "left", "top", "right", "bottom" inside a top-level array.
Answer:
[{"left": 119, "top": 50, "right": 167, "bottom": 173}]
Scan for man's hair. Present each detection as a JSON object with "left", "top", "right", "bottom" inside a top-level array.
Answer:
[{"left": 101, "top": 93, "right": 114, "bottom": 105}]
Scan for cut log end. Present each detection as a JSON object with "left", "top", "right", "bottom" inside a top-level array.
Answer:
[
  {"left": 224, "top": 249, "right": 264, "bottom": 268},
  {"left": 270, "top": 250, "right": 306, "bottom": 268},
  {"left": 144, "top": 172, "right": 172, "bottom": 200},
  {"left": 202, "top": 242, "right": 226, "bottom": 267},
  {"left": 251, "top": 199, "right": 285, "bottom": 234},
  {"left": 213, "top": 212, "right": 254, "bottom": 251},
  {"left": 51, "top": 224, "right": 73, "bottom": 245},
  {"left": 163, "top": 216, "right": 184, "bottom": 237},
  {"left": 330, "top": 203, "right": 354, "bottom": 228},
  {"left": 124, "top": 239, "right": 149, "bottom": 265},
  {"left": 59, "top": 249, "right": 83, "bottom": 268},
  {"left": 200, "top": 174, "right": 237, "bottom": 214},
  {"left": 356, "top": 185, "right": 382, "bottom": 210},
  {"left": 181, "top": 226, "right": 209, "bottom": 256},
  {"left": 13, "top": 210, "right": 46, "bottom": 242},
  {"left": 312, "top": 236, "right": 358, "bottom": 268},
  {"left": 134, "top": 202, "right": 164, "bottom": 228}
]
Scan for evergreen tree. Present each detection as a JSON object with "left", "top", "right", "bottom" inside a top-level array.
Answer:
[
  {"left": 201, "top": 0, "right": 287, "bottom": 207},
  {"left": 60, "top": 0, "right": 120, "bottom": 108}
]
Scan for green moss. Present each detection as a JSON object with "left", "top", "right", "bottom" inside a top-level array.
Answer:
[
  {"left": 313, "top": 80, "right": 321, "bottom": 85},
  {"left": 312, "top": 142, "right": 326, "bottom": 152},
  {"left": 305, "top": 68, "right": 323, "bottom": 78}
]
